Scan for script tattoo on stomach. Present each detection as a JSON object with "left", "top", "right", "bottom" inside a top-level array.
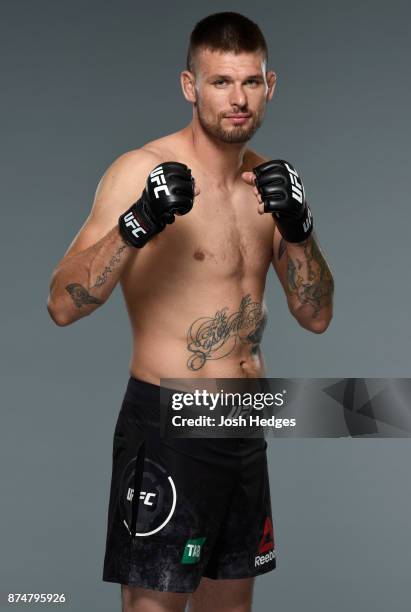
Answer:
[{"left": 186, "top": 294, "right": 267, "bottom": 371}]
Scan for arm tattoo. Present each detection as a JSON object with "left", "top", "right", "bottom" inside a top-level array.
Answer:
[
  {"left": 92, "top": 243, "right": 128, "bottom": 288},
  {"left": 65, "top": 242, "right": 128, "bottom": 309},
  {"left": 286, "top": 237, "right": 334, "bottom": 318},
  {"left": 186, "top": 294, "right": 267, "bottom": 371},
  {"left": 65, "top": 283, "right": 103, "bottom": 309}
]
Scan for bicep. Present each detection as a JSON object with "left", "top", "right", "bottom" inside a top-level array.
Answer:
[{"left": 62, "top": 149, "right": 162, "bottom": 259}]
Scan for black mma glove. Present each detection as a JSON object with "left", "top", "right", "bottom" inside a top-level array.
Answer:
[
  {"left": 119, "top": 162, "right": 195, "bottom": 248},
  {"left": 253, "top": 160, "right": 313, "bottom": 243}
]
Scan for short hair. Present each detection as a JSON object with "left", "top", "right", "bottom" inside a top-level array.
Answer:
[{"left": 186, "top": 12, "right": 268, "bottom": 74}]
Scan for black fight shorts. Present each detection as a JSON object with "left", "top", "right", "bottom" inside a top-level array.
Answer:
[{"left": 102, "top": 376, "right": 276, "bottom": 592}]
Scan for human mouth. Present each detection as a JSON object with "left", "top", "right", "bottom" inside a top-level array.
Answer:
[{"left": 224, "top": 113, "right": 251, "bottom": 125}]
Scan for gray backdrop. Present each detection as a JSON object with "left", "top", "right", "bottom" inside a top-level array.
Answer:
[{"left": 1, "top": 0, "right": 410, "bottom": 610}]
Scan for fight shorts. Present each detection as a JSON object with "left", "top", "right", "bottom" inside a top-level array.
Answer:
[{"left": 102, "top": 376, "right": 276, "bottom": 592}]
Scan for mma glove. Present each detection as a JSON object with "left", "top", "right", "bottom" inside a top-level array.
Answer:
[
  {"left": 253, "top": 160, "right": 313, "bottom": 243},
  {"left": 119, "top": 162, "right": 195, "bottom": 248}
]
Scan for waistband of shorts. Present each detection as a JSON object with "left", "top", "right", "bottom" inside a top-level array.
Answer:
[
  {"left": 124, "top": 375, "right": 177, "bottom": 406},
  {"left": 122, "top": 376, "right": 268, "bottom": 455},
  {"left": 124, "top": 375, "right": 272, "bottom": 407}
]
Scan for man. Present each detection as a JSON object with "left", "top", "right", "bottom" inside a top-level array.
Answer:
[{"left": 47, "top": 11, "right": 333, "bottom": 612}]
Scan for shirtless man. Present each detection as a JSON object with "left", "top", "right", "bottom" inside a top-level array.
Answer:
[{"left": 47, "top": 11, "right": 333, "bottom": 612}]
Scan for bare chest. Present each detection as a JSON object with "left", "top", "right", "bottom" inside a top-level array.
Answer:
[
  {"left": 123, "top": 182, "right": 274, "bottom": 291},
  {"left": 171, "top": 186, "right": 274, "bottom": 277}
]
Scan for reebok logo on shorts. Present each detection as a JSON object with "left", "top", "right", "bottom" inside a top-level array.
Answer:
[
  {"left": 254, "top": 517, "right": 275, "bottom": 567},
  {"left": 255, "top": 549, "right": 275, "bottom": 566},
  {"left": 181, "top": 537, "right": 206, "bottom": 564}
]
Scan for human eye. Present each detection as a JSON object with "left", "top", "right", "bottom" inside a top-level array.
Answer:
[
  {"left": 213, "top": 79, "right": 228, "bottom": 87},
  {"left": 245, "top": 78, "right": 261, "bottom": 87}
]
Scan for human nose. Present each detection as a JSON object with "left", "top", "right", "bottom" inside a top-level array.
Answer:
[{"left": 229, "top": 83, "right": 247, "bottom": 109}]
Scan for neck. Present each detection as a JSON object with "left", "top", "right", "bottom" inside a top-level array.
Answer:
[{"left": 185, "top": 117, "right": 249, "bottom": 187}]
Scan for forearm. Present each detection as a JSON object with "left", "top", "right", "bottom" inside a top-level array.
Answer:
[
  {"left": 47, "top": 226, "right": 132, "bottom": 326},
  {"left": 283, "top": 232, "right": 334, "bottom": 332}
]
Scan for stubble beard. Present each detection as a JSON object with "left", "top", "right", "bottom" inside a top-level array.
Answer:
[{"left": 196, "top": 103, "right": 265, "bottom": 144}]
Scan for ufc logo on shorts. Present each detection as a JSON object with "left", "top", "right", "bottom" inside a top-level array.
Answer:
[
  {"left": 285, "top": 162, "right": 304, "bottom": 204},
  {"left": 126, "top": 487, "right": 157, "bottom": 506},
  {"left": 123, "top": 211, "right": 147, "bottom": 237},
  {"left": 150, "top": 166, "right": 171, "bottom": 198}
]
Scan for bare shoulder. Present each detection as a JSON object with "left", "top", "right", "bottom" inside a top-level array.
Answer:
[
  {"left": 103, "top": 130, "right": 185, "bottom": 180},
  {"left": 139, "top": 130, "right": 187, "bottom": 162},
  {"left": 94, "top": 145, "right": 168, "bottom": 205},
  {"left": 95, "top": 129, "right": 188, "bottom": 206},
  {"left": 103, "top": 146, "right": 163, "bottom": 180}
]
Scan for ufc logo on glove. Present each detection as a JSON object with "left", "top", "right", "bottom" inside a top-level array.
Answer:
[
  {"left": 150, "top": 166, "right": 171, "bottom": 198},
  {"left": 123, "top": 211, "right": 147, "bottom": 238},
  {"left": 285, "top": 162, "right": 304, "bottom": 204}
]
